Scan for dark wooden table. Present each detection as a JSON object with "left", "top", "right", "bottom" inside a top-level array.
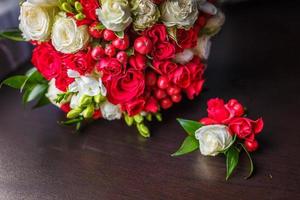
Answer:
[{"left": 1, "top": 1, "right": 300, "bottom": 199}]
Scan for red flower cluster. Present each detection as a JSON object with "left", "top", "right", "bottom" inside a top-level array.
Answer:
[{"left": 200, "top": 98, "right": 264, "bottom": 152}]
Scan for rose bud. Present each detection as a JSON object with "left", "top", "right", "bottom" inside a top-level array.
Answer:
[
  {"left": 112, "top": 35, "right": 130, "bottom": 50},
  {"left": 129, "top": 53, "right": 146, "bottom": 70},
  {"left": 134, "top": 36, "right": 153, "bottom": 55},
  {"left": 116, "top": 51, "right": 128, "bottom": 64},
  {"left": 88, "top": 22, "right": 104, "bottom": 39},
  {"left": 166, "top": 85, "right": 181, "bottom": 96},
  {"left": 155, "top": 89, "right": 167, "bottom": 99},
  {"left": 244, "top": 139, "right": 259, "bottom": 152},
  {"left": 145, "top": 71, "right": 157, "bottom": 87},
  {"left": 103, "top": 29, "right": 117, "bottom": 41},
  {"left": 91, "top": 46, "right": 105, "bottom": 60},
  {"left": 226, "top": 99, "right": 245, "bottom": 117},
  {"left": 160, "top": 97, "right": 173, "bottom": 109},
  {"left": 105, "top": 44, "right": 116, "bottom": 57},
  {"left": 157, "top": 76, "right": 169, "bottom": 89},
  {"left": 171, "top": 94, "right": 182, "bottom": 103}
]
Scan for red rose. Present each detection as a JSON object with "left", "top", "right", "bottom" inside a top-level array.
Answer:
[
  {"left": 171, "top": 66, "right": 191, "bottom": 88},
  {"left": 194, "top": 16, "right": 207, "bottom": 33},
  {"left": 152, "top": 42, "right": 175, "bottom": 60},
  {"left": 185, "top": 79, "right": 205, "bottom": 100},
  {"left": 206, "top": 98, "right": 234, "bottom": 123},
  {"left": 97, "top": 58, "right": 123, "bottom": 81},
  {"left": 151, "top": 0, "right": 165, "bottom": 4},
  {"left": 176, "top": 28, "right": 198, "bottom": 50},
  {"left": 186, "top": 56, "right": 205, "bottom": 81},
  {"left": 228, "top": 118, "right": 264, "bottom": 139},
  {"left": 79, "top": 0, "right": 100, "bottom": 21},
  {"left": 129, "top": 53, "right": 147, "bottom": 70},
  {"left": 60, "top": 103, "right": 71, "bottom": 113},
  {"left": 152, "top": 60, "right": 178, "bottom": 75},
  {"left": 62, "top": 48, "right": 94, "bottom": 75},
  {"left": 32, "top": 42, "right": 62, "bottom": 81},
  {"left": 199, "top": 117, "right": 218, "bottom": 125},
  {"left": 143, "top": 24, "right": 167, "bottom": 44},
  {"left": 124, "top": 99, "right": 145, "bottom": 116},
  {"left": 144, "top": 97, "right": 159, "bottom": 113},
  {"left": 106, "top": 69, "right": 145, "bottom": 105},
  {"left": 55, "top": 69, "right": 74, "bottom": 92},
  {"left": 225, "top": 99, "right": 245, "bottom": 117}
]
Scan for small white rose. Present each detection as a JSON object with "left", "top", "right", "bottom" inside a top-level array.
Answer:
[
  {"left": 27, "top": 0, "right": 58, "bottom": 6},
  {"left": 96, "top": 0, "right": 132, "bottom": 32},
  {"left": 100, "top": 101, "right": 122, "bottom": 121},
  {"left": 174, "top": 49, "right": 194, "bottom": 64},
  {"left": 46, "top": 78, "right": 64, "bottom": 107},
  {"left": 160, "top": 0, "right": 199, "bottom": 29},
  {"left": 51, "top": 13, "right": 90, "bottom": 54},
  {"left": 193, "top": 36, "right": 211, "bottom": 60},
  {"left": 195, "top": 125, "right": 233, "bottom": 156},
  {"left": 19, "top": 2, "right": 58, "bottom": 41}
]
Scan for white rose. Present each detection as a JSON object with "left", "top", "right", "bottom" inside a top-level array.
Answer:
[
  {"left": 51, "top": 13, "right": 90, "bottom": 54},
  {"left": 195, "top": 125, "right": 233, "bottom": 156},
  {"left": 46, "top": 78, "right": 64, "bottom": 107},
  {"left": 19, "top": 2, "right": 58, "bottom": 41},
  {"left": 96, "top": 0, "right": 132, "bottom": 32},
  {"left": 193, "top": 36, "right": 211, "bottom": 60},
  {"left": 100, "top": 101, "right": 122, "bottom": 121},
  {"left": 174, "top": 49, "right": 194, "bottom": 64},
  {"left": 27, "top": 0, "right": 58, "bottom": 6},
  {"left": 160, "top": 0, "right": 198, "bottom": 29}
]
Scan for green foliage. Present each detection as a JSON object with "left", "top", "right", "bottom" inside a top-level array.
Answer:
[
  {"left": 177, "top": 118, "right": 203, "bottom": 136},
  {"left": 0, "top": 29, "right": 25, "bottom": 42},
  {"left": 240, "top": 143, "right": 254, "bottom": 179},
  {"left": 225, "top": 146, "right": 240, "bottom": 180},
  {"left": 171, "top": 136, "right": 199, "bottom": 157}
]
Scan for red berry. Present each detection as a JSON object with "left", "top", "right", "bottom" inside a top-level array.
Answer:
[
  {"left": 244, "top": 139, "right": 259, "bottom": 152},
  {"left": 171, "top": 94, "right": 182, "bottom": 103},
  {"left": 103, "top": 29, "right": 117, "bottom": 41},
  {"left": 155, "top": 89, "right": 167, "bottom": 99},
  {"left": 93, "top": 110, "right": 102, "bottom": 120},
  {"left": 157, "top": 76, "right": 169, "bottom": 89},
  {"left": 116, "top": 51, "right": 128, "bottom": 64},
  {"left": 112, "top": 35, "right": 129, "bottom": 50},
  {"left": 160, "top": 98, "right": 173, "bottom": 109},
  {"left": 91, "top": 46, "right": 105, "bottom": 60},
  {"left": 88, "top": 22, "right": 104, "bottom": 39},
  {"left": 166, "top": 85, "right": 181, "bottom": 96},
  {"left": 145, "top": 71, "right": 157, "bottom": 87},
  {"left": 105, "top": 44, "right": 116, "bottom": 57},
  {"left": 134, "top": 36, "right": 153, "bottom": 55}
]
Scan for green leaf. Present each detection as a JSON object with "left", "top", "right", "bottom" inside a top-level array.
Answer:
[
  {"left": 115, "top": 31, "right": 124, "bottom": 38},
  {"left": 220, "top": 135, "right": 237, "bottom": 154},
  {"left": 177, "top": 118, "right": 203, "bottom": 136},
  {"left": 25, "top": 84, "right": 48, "bottom": 103},
  {"left": 1, "top": 75, "right": 27, "bottom": 89},
  {"left": 225, "top": 146, "right": 240, "bottom": 180},
  {"left": 21, "top": 70, "right": 45, "bottom": 92},
  {"left": 171, "top": 136, "right": 199, "bottom": 157},
  {"left": 240, "top": 143, "right": 254, "bottom": 179},
  {"left": 0, "top": 29, "right": 25, "bottom": 42},
  {"left": 34, "top": 94, "right": 51, "bottom": 109}
]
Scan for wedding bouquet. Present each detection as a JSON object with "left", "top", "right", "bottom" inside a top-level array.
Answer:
[{"left": 1, "top": 0, "right": 225, "bottom": 136}]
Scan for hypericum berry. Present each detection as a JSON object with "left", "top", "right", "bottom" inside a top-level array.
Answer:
[
  {"left": 155, "top": 89, "right": 167, "bottom": 100},
  {"left": 244, "top": 139, "right": 259, "bottom": 152},
  {"left": 145, "top": 71, "right": 157, "bottom": 87},
  {"left": 171, "top": 94, "right": 182, "bottom": 103},
  {"left": 88, "top": 22, "right": 104, "bottom": 39},
  {"left": 160, "top": 98, "right": 173, "bottom": 109},
  {"left": 134, "top": 36, "right": 153, "bottom": 55},
  {"left": 157, "top": 76, "right": 169, "bottom": 89},
  {"left": 105, "top": 44, "right": 116, "bottom": 57},
  {"left": 103, "top": 29, "right": 117, "bottom": 41},
  {"left": 91, "top": 46, "right": 105, "bottom": 60},
  {"left": 166, "top": 85, "right": 181, "bottom": 96},
  {"left": 116, "top": 51, "right": 128, "bottom": 64},
  {"left": 112, "top": 35, "right": 130, "bottom": 50}
]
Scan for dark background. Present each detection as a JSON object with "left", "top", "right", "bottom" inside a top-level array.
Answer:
[{"left": 0, "top": 1, "right": 300, "bottom": 199}]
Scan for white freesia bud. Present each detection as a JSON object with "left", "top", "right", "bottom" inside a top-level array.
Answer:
[
  {"left": 174, "top": 49, "right": 194, "bottom": 64},
  {"left": 51, "top": 13, "right": 90, "bottom": 54},
  {"left": 27, "top": 0, "right": 58, "bottom": 6},
  {"left": 160, "top": 0, "right": 198, "bottom": 29},
  {"left": 100, "top": 101, "right": 122, "bottom": 120},
  {"left": 96, "top": 0, "right": 132, "bottom": 32},
  {"left": 195, "top": 125, "right": 233, "bottom": 156},
  {"left": 46, "top": 79, "right": 64, "bottom": 107},
  {"left": 19, "top": 2, "right": 58, "bottom": 41},
  {"left": 193, "top": 36, "right": 211, "bottom": 60}
]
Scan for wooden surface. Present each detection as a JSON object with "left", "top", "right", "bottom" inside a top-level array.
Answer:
[{"left": 0, "top": 1, "right": 300, "bottom": 199}]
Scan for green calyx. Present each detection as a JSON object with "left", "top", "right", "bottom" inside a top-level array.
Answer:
[{"left": 58, "top": 0, "right": 86, "bottom": 20}]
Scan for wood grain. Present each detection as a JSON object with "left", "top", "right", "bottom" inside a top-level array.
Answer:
[{"left": 0, "top": 1, "right": 300, "bottom": 199}]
